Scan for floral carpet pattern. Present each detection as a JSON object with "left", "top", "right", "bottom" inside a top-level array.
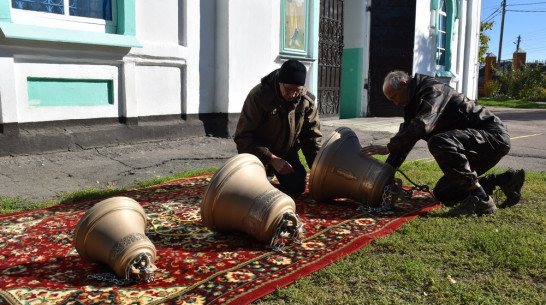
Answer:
[{"left": 0, "top": 174, "right": 439, "bottom": 305}]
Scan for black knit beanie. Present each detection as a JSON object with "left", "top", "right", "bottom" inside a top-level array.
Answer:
[{"left": 278, "top": 59, "right": 306, "bottom": 86}]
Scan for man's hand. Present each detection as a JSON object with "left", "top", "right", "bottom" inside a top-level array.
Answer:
[
  {"left": 269, "top": 155, "right": 295, "bottom": 175},
  {"left": 360, "top": 145, "right": 389, "bottom": 156}
]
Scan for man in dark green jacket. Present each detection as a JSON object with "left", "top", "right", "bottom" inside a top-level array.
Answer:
[
  {"left": 361, "top": 70, "right": 525, "bottom": 216},
  {"left": 234, "top": 59, "right": 322, "bottom": 195}
]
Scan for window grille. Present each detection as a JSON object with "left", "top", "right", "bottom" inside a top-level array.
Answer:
[{"left": 11, "top": 0, "right": 112, "bottom": 21}]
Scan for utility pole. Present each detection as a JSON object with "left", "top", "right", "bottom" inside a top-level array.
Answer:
[
  {"left": 498, "top": 0, "right": 506, "bottom": 63},
  {"left": 515, "top": 35, "right": 521, "bottom": 51}
]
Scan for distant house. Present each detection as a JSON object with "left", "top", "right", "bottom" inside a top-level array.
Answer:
[
  {"left": 477, "top": 48, "right": 546, "bottom": 97},
  {"left": 0, "top": 0, "right": 483, "bottom": 156}
]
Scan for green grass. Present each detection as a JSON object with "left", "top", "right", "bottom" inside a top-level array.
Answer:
[
  {"left": 478, "top": 98, "right": 546, "bottom": 109},
  {"left": 1, "top": 151, "right": 544, "bottom": 304},
  {"left": 133, "top": 167, "right": 217, "bottom": 188},
  {"left": 253, "top": 160, "right": 545, "bottom": 305}
]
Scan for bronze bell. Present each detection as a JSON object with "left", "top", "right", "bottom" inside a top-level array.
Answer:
[
  {"left": 201, "top": 153, "right": 304, "bottom": 250},
  {"left": 73, "top": 196, "right": 158, "bottom": 282},
  {"left": 309, "top": 127, "right": 395, "bottom": 207}
]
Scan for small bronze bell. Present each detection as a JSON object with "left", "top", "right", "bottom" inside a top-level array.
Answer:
[
  {"left": 73, "top": 196, "right": 158, "bottom": 282},
  {"left": 201, "top": 153, "right": 304, "bottom": 250}
]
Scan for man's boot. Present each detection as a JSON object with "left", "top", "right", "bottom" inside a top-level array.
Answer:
[
  {"left": 448, "top": 195, "right": 497, "bottom": 217},
  {"left": 498, "top": 169, "right": 525, "bottom": 208}
]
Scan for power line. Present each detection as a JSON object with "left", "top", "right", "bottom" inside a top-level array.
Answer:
[
  {"left": 506, "top": 1, "right": 546, "bottom": 6},
  {"left": 483, "top": 12, "right": 501, "bottom": 23},
  {"left": 483, "top": 1, "right": 546, "bottom": 61},
  {"left": 483, "top": 10, "right": 502, "bottom": 22},
  {"left": 483, "top": 7, "right": 501, "bottom": 22},
  {"left": 506, "top": 9, "right": 546, "bottom": 12}
]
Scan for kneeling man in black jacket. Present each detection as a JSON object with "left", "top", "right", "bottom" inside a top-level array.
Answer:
[{"left": 361, "top": 70, "right": 525, "bottom": 216}]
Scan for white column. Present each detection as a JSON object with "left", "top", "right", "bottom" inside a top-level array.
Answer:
[
  {"left": 122, "top": 61, "right": 138, "bottom": 119},
  {"left": 184, "top": 0, "right": 201, "bottom": 114},
  {"left": 0, "top": 57, "right": 18, "bottom": 123}
]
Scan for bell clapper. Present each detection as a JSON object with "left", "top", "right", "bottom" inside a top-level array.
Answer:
[
  {"left": 126, "top": 252, "right": 158, "bottom": 283},
  {"left": 268, "top": 212, "right": 304, "bottom": 252}
]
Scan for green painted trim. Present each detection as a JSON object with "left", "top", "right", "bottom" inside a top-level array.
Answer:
[
  {"left": 431, "top": 0, "right": 458, "bottom": 16},
  {"left": 436, "top": 70, "right": 455, "bottom": 77},
  {"left": 0, "top": 1, "right": 11, "bottom": 21},
  {"left": 0, "top": 22, "right": 140, "bottom": 47},
  {"left": 27, "top": 78, "right": 114, "bottom": 107},
  {"left": 280, "top": 0, "right": 310, "bottom": 56},
  {"left": 340, "top": 48, "right": 363, "bottom": 119},
  {"left": 0, "top": 0, "right": 140, "bottom": 47},
  {"left": 117, "top": 0, "right": 136, "bottom": 36}
]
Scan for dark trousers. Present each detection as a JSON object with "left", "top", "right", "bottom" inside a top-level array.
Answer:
[
  {"left": 270, "top": 151, "right": 307, "bottom": 195},
  {"left": 427, "top": 129, "right": 510, "bottom": 204}
]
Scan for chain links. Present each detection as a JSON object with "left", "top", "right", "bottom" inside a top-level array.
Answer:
[
  {"left": 358, "top": 169, "right": 433, "bottom": 213},
  {"left": 396, "top": 168, "right": 432, "bottom": 197},
  {"left": 87, "top": 252, "right": 157, "bottom": 286},
  {"left": 268, "top": 212, "right": 304, "bottom": 252},
  {"left": 358, "top": 178, "right": 403, "bottom": 213},
  {"left": 87, "top": 272, "right": 135, "bottom": 286}
]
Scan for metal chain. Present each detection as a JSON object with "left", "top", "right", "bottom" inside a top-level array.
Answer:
[
  {"left": 396, "top": 169, "right": 432, "bottom": 195},
  {"left": 268, "top": 212, "right": 304, "bottom": 252},
  {"left": 358, "top": 181, "right": 400, "bottom": 213},
  {"left": 358, "top": 168, "right": 433, "bottom": 213},
  {"left": 87, "top": 252, "right": 156, "bottom": 286},
  {"left": 87, "top": 273, "right": 135, "bottom": 286}
]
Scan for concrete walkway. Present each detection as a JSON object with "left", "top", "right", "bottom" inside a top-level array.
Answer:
[{"left": 321, "top": 117, "right": 402, "bottom": 133}]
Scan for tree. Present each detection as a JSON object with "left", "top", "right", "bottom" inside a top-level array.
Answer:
[{"left": 479, "top": 21, "right": 494, "bottom": 64}]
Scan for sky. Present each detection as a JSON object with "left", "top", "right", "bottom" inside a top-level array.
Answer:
[{"left": 481, "top": 0, "right": 546, "bottom": 62}]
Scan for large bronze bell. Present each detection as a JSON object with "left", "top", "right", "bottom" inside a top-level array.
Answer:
[
  {"left": 309, "top": 127, "right": 395, "bottom": 207},
  {"left": 73, "top": 196, "right": 158, "bottom": 282},
  {"left": 201, "top": 153, "right": 304, "bottom": 250}
]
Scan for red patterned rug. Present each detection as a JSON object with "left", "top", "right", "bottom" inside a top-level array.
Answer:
[{"left": 0, "top": 174, "right": 439, "bottom": 305}]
